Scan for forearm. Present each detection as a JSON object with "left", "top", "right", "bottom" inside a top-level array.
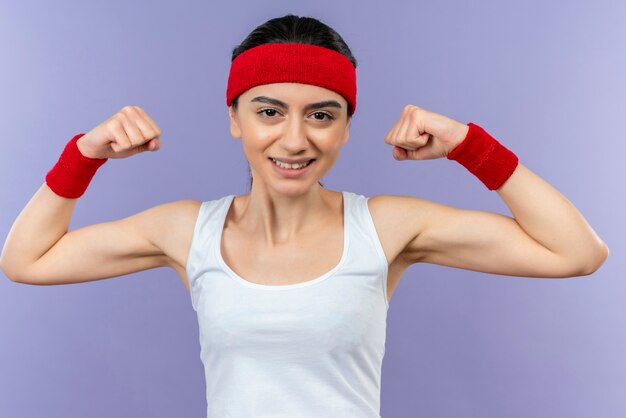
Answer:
[
  {"left": 1, "top": 183, "right": 77, "bottom": 279},
  {"left": 495, "top": 162, "right": 609, "bottom": 270}
]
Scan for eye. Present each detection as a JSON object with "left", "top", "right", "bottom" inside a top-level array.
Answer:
[
  {"left": 256, "top": 108, "right": 335, "bottom": 122},
  {"left": 257, "top": 108, "right": 281, "bottom": 118},
  {"left": 311, "top": 111, "right": 334, "bottom": 121}
]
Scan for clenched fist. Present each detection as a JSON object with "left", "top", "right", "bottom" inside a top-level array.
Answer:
[
  {"left": 76, "top": 105, "right": 162, "bottom": 160},
  {"left": 384, "top": 104, "right": 469, "bottom": 161}
]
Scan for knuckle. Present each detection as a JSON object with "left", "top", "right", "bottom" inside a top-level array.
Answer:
[
  {"left": 404, "top": 104, "right": 418, "bottom": 113},
  {"left": 109, "top": 118, "right": 124, "bottom": 130},
  {"left": 114, "top": 112, "right": 128, "bottom": 124}
]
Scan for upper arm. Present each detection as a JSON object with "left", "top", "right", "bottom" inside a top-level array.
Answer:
[
  {"left": 12, "top": 199, "right": 198, "bottom": 285},
  {"left": 380, "top": 195, "right": 585, "bottom": 278}
]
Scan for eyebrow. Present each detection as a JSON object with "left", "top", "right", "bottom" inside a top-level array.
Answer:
[{"left": 250, "top": 96, "right": 342, "bottom": 111}]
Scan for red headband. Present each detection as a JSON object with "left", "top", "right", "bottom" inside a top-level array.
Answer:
[{"left": 226, "top": 43, "right": 357, "bottom": 114}]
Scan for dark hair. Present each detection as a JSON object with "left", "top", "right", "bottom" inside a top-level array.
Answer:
[{"left": 230, "top": 14, "right": 358, "bottom": 191}]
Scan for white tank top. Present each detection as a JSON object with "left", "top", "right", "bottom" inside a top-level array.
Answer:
[{"left": 186, "top": 191, "right": 389, "bottom": 418}]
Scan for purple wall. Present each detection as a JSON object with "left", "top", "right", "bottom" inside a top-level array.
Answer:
[{"left": 1, "top": 1, "right": 623, "bottom": 417}]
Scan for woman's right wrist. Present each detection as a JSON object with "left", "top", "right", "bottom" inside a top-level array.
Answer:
[{"left": 45, "top": 133, "right": 108, "bottom": 199}]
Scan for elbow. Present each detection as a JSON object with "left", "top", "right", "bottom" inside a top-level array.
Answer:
[
  {"left": 2, "top": 266, "right": 25, "bottom": 283},
  {"left": 588, "top": 243, "right": 610, "bottom": 275},
  {"left": 2, "top": 268, "right": 20, "bottom": 283},
  {"left": 0, "top": 254, "right": 16, "bottom": 282},
  {"left": 571, "top": 244, "right": 610, "bottom": 277},
  {"left": 1, "top": 259, "right": 34, "bottom": 284},
  {"left": 0, "top": 256, "right": 15, "bottom": 282}
]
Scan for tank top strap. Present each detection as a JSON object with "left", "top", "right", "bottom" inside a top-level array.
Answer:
[
  {"left": 186, "top": 195, "right": 235, "bottom": 306},
  {"left": 344, "top": 191, "right": 390, "bottom": 310}
]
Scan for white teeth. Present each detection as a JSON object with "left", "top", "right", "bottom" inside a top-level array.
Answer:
[{"left": 271, "top": 158, "right": 312, "bottom": 169}]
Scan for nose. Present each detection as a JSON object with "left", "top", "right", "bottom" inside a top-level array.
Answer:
[{"left": 279, "top": 115, "right": 309, "bottom": 153}]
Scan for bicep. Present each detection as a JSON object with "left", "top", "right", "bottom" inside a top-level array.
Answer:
[
  {"left": 404, "top": 201, "right": 581, "bottom": 278},
  {"left": 16, "top": 203, "right": 179, "bottom": 285}
]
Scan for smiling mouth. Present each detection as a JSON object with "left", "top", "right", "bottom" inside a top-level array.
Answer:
[{"left": 269, "top": 158, "right": 316, "bottom": 169}]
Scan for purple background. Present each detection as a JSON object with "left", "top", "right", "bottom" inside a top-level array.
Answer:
[{"left": 1, "top": 1, "right": 623, "bottom": 417}]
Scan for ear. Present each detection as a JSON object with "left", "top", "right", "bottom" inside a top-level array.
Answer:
[{"left": 228, "top": 106, "right": 242, "bottom": 139}]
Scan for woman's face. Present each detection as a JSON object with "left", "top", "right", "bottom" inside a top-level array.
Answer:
[{"left": 228, "top": 82, "right": 351, "bottom": 196}]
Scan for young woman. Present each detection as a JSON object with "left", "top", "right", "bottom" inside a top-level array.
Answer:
[{"left": 1, "top": 14, "right": 608, "bottom": 418}]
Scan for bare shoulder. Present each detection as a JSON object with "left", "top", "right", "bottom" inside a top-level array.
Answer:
[
  {"left": 146, "top": 199, "right": 202, "bottom": 271},
  {"left": 366, "top": 194, "right": 450, "bottom": 265}
]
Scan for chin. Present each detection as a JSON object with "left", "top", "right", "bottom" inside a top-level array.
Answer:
[{"left": 273, "top": 183, "right": 319, "bottom": 196}]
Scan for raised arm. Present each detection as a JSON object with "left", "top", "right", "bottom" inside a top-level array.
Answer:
[
  {"left": 1, "top": 106, "right": 168, "bottom": 284},
  {"left": 378, "top": 105, "right": 609, "bottom": 278},
  {"left": 0, "top": 184, "right": 189, "bottom": 285}
]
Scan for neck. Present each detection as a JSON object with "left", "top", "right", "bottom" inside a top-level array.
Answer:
[{"left": 238, "top": 182, "right": 334, "bottom": 247}]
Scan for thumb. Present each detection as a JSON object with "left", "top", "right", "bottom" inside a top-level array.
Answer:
[
  {"left": 135, "top": 138, "right": 158, "bottom": 154},
  {"left": 393, "top": 146, "right": 408, "bottom": 160}
]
